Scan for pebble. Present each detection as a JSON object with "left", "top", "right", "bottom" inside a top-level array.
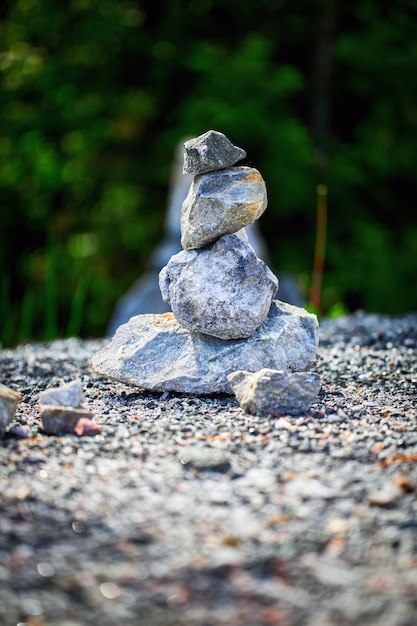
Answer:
[
  {"left": 228, "top": 368, "right": 321, "bottom": 415},
  {"left": 0, "top": 383, "right": 21, "bottom": 436},
  {"left": 179, "top": 447, "right": 231, "bottom": 472},
  {"left": 368, "top": 480, "right": 409, "bottom": 506},
  {"left": 38, "top": 379, "right": 84, "bottom": 408},
  {"left": 285, "top": 477, "right": 335, "bottom": 499},
  {"left": 73, "top": 417, "right": 102, "bottom": 437}
]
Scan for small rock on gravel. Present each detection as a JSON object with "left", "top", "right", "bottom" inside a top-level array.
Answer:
[
  {"left": 180, "top": 167, "right": 267, "bottom": 249},
  {"left": 38, "top": 379, "right": 99, "bottom": 435},
  {"left": 159, "top": 234, "right": 278, "bottom": 339},
  {"left": 179, "top": 447, "right": 231, "bottom": 472},
  {"left": 0, "top": 383, "right": 21, "bottom": 436},
  {"left": 40, "top": 406, "right": 97, "bottom": 435},
  {"left": 228, "top": 368, "right": 321, "bottom": 415},
  {"left": 368, "top": 479, "right": 411, "bottom": 506},
  {"left": 38, "top": 379, "right": 84, "bottom": 407}
]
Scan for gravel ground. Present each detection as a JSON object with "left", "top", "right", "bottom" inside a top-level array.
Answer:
[{"left": 1, "top": 311, "right": 417, "bottom": 626}]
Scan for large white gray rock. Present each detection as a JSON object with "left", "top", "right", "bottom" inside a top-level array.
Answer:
[
  {"left": 181, "top": 166, "right": 267, "bottom": 250},
  {"left": 0, "top": 384, "right": 21, "bottom": 436},
  {"left": 159, "top": 234, "right": 278, "bottom": 340},
  {"left": 90, "top": 301, "right": 319, "bottom": 395},
  {"left": 227, "top": 368, "right": 321, "bottom": 416},
  {"left": 183, "top": 130, "right": 246, "bottom": 175}
]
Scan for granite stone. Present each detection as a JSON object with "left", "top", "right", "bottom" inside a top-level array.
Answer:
[
  {"left": 181, "top": 166, "right": 267, "bottom": 250},
  {"left": 183, "top": 129, "right": 246, "bottom": 176},
  {"left": 159, "top": 234, "right": 278, "bottom": 339},
  {"left": 38, "top": 379, "right": 99, "bottom": 435}
]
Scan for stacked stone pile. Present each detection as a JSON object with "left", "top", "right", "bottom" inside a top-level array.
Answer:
[
  {"left": 159, "top": 130, "right": 278, "bottom": 340},
  {"left": 92, "top": 131, "right": 319, "bottom": 397}
]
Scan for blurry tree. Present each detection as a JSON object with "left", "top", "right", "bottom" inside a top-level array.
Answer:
[{"left": 0, "top": 0, "right": 416, "bottom": 346}]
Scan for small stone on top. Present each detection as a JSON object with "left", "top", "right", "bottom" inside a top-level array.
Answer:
[{"left": 183, "top": 130, "right": 247, "bottom": 175}]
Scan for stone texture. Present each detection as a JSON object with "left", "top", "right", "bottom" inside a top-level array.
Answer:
[
  {"left": 181, "top": 167, "right": 267, "bottom": 250},
  {"left": 38, "top": 379, "right": 99, "bottom": 435},
  {"left": 40, "top": 406, "right": 97, "bottom": 435},
  {"left": 159, "top": 234, "right": 278, "bottom": 340},
  {"left": 38, "top": 379, "right": 84, "bottom": 408},
  {"left": 0, "top": 383, "right": 21, "bottom": 436},
  {"left": 227, "top": 368, "right": 321, "bottom": 416},
  {"left": 183, "top": 130, "right": 246, "bottom": 175},
  {"left": 90, "top": 300, "right": 319, "bottom": 395}
]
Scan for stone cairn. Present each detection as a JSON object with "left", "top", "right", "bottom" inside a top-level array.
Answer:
[
  {"left": 92, "top": 131, "right": 319, "bottom": 397},
  {"left": 159, "top": 130, "right": 278, "bottom": 340}
]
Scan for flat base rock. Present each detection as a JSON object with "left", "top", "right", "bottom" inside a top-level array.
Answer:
[{"left": 91, "top": 301, "right": 318, "bottom": 395}]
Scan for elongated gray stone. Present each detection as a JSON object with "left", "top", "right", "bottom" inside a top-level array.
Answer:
[
  {"left": 228, "top": 369, "right": 321, "bottom": 416},
  {"left": 159, "top": 234, "right": 278, "bottom": 340},
  {"left": 0, "top": 384, "right": 21, "bottom": 436},
  {"left": 40, "top": 406, "right": 96, "bottom": 435},
  {"left": 181, "top": 167, "right": 267, "bottom": 250},
  {"left": 180, "top": 447, "right": 231, "bottom": 472},
  {"left": 90, "top": 301, "right": 319, "bottom": 395},
  {"left": 183, "top": 130, "right": 246, "bottom": 175}
]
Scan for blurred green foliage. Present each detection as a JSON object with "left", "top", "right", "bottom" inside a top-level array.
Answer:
[{"left": 1, "top": 0, "right": 417, "bottom": 346}]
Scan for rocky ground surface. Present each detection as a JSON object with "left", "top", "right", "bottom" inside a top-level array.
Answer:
[{"left": 1, "top": 311, "right": 417, "bottom": 626}]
